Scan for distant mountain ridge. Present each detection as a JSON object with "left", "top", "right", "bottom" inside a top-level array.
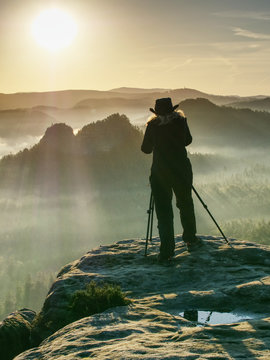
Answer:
[
  {"left": 74, "top": 97, "right": 151, "bottom": 109},
  {"left": 0, "top": 108, "right": 55, "bottom": 139},
  {"left": 227, "top": 97, "right": 270, "bottom": 112},
  {"left": 109, "top": 87, "right": 171, "bottom": 93},
  {"left": 0, "top": 87, "right": 268, "bottom": 111},
  {"left": 0, "top": 90, "right": 122, "bottom": 111}
]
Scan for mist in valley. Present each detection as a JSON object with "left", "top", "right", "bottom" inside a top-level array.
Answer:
[{"left": 0, "top": 92, "right": 270, "bottom": 321}]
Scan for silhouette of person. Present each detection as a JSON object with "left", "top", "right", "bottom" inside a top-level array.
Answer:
[{"left": 141, "top": 98, "right": 202, "bottom": 262}]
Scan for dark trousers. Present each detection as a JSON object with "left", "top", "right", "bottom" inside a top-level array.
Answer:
[{"left": 150, "top": 161, "right": 197, "bottom": 258}]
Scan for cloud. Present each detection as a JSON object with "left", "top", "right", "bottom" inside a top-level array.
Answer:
[
  {"left": 214, "top": 11, "right": 270, "bottom": 21},
  {"left": 213, "top": 41, "right": 261, "bottom": 53},
  {"left": 233, "top": 27, "right": 270, "bottom": 40}
]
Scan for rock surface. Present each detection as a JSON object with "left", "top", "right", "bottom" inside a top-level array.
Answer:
[
  {"left": 15, "top": 236, "right": 270, "bottom": 359},
  {"left": 0, "top": 308, "right": 36, "bottom": 360}
]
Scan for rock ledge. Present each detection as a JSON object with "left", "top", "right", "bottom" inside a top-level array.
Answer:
[{"left": 15, "top": 236, "right": 270, "bottom": 359}]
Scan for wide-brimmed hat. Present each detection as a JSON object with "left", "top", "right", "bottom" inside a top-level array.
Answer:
[{"left": 150, "top": 97, "right": 179, "bottom": 115}]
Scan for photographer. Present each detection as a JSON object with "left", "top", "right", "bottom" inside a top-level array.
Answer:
[{"left": 141, "top": 98, "right": 202, "bottom": 262}]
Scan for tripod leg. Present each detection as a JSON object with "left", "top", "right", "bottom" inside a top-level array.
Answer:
[
  {"left": 192, "top": 186, "right": 233, "bottom": 248},
  {"left": 145, "top": 192, "right": 153, "bottom": 256},
  {"left": 149, "top": 195, "right": 154, "bottom": 242}
]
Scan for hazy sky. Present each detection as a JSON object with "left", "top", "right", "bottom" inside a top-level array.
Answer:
[{"left": 1, "top": 0, "right": 270, "bottom": 95}]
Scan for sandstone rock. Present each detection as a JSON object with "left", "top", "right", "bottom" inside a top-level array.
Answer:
[
  {"left": 15, "top": 236, "right": 270, "bottom": 359},
  {"left": 15, "top": 306, "right": 270, "bottom": 359},
  {"left": 0, "top": 308, "right": 36, "bottom": 360}
]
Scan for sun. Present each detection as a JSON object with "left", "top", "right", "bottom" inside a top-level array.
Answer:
[{"left": 31, "top": 8, "right": 78, "bottom": 52}]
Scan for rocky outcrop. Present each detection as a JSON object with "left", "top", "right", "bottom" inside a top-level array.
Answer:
[
  {"left": 15, "top": 236, "right": 270, "bottom": 359},
  {"left": 38, "top": 123, "right": 75, "bottom": 152},
  {"left": 0, "top": 308, "right": 36, "bottom": 360}
]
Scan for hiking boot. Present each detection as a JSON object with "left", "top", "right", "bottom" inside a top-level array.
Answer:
[
  {"left": 157, "top": 253, "right": 173, "bottom": 264},
  {"left": 186, "top": 237, "right": 203, "bottom": 253}
]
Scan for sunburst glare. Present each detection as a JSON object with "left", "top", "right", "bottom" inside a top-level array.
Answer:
[{"left": 31, "top": 8, "right": 78, "bottom": 52}]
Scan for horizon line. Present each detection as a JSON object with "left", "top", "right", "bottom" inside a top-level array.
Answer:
[{"left": 0, "top": 87, "right": 267, "bottom": 98}]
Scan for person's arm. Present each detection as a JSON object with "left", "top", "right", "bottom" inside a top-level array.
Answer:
[
  {"left": 141, "top": 123, "right": 153, "bottom": 154},
  {"left": 184, "top": 118, "right": 192, "bottom": 146}
]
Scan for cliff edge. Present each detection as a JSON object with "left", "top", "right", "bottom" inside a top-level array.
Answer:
[{"left": 14, "top": 236, "right": 270, "bottom": 359}]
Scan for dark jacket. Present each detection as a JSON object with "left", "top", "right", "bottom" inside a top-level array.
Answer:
[{"left": 141, "top": 111, "right": 192, "bottom": 176}]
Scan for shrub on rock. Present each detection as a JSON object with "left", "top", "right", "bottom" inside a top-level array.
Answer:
[
  {"left": 31, "top": 281, "right": 130, "bottom": 345},
  {"left": 69, "top": 281, "right": 131, "bottom": 320}
]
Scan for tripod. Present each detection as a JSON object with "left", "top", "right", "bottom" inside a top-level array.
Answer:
[{"left": 144, "top": 186, "right": 232, "bottom": 256}]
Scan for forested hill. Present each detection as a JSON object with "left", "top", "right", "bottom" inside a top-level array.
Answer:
[
  {"left": 0, "top": 100, "right": 269, "bottom": 194},
  {"left": 0, "top": 114, "right": 149, "bottom": 194},
  {"left": 180, "top": 98, "right": 270, "bottom": 148}
]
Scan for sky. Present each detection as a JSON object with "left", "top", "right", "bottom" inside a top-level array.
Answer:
[{"left": 1, "top": 0, "right": 270, "bottom": 95}]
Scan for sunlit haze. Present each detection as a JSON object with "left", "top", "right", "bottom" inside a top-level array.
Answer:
[{"left": 1, "top": 0, "right": 270, "bottom": 95}]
